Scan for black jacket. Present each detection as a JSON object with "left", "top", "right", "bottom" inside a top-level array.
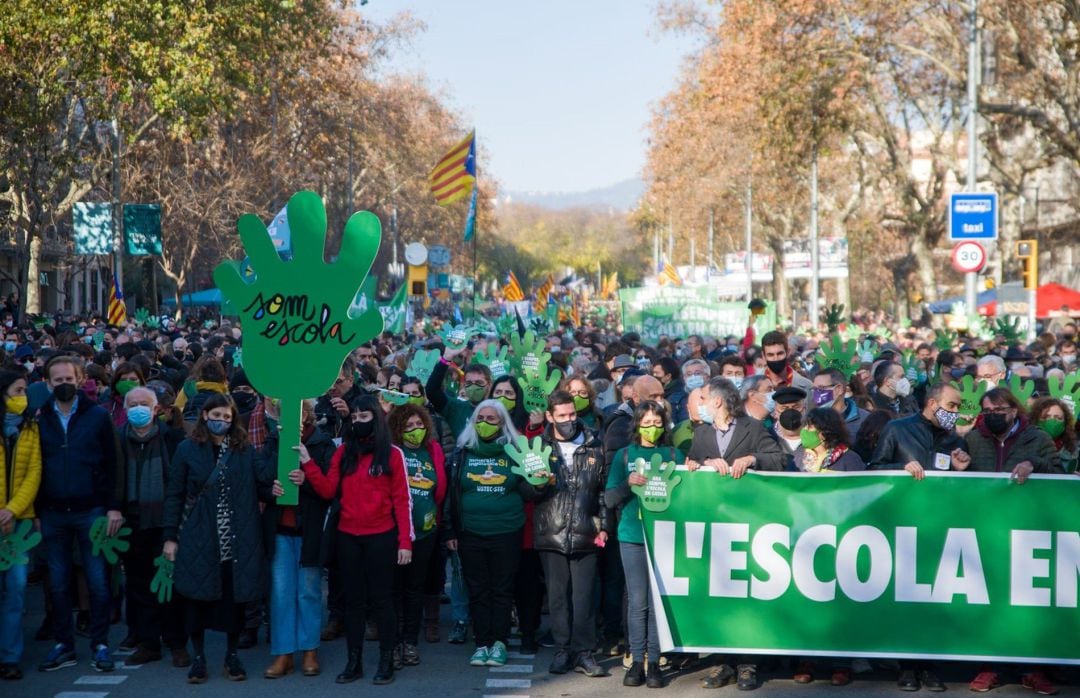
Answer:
[
  {"left": 314, "top": 384, "right": 364, "bottom": 439},
  {"left": 868, "top": 413, "right": 966, "bottom": 471},
  {"left": 258, "top": 426, "right": 338, "bottom": 567},
  {"left": 601, "top": 402, "right": 634, "bottom": 467},
  {"left": 686, "top": 418, "right": 785, "bottom": 471},
  {"left": 532, "top": 425, "right": 613, "bottom": 555},
  {"left": 37, "top": 394, "right": 121, "bottom": 513}
]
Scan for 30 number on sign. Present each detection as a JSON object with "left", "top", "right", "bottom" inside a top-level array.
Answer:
[{"left": 951, "top": 242, "right": 986, "bottom": 274}]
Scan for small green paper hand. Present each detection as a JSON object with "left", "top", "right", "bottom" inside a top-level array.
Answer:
[
  {"left": 857, "top": 338, "right": 878, "bottom": 363},
  {"left": 877, "top": 327, "right": 895, "bottom": 342},
  {"left": 630, "top": 454, "right": 682, "bottom": 513},
  {"left": 380, "top": 389, "right": 411, "bottom": 406},
  {"left": 150, "top": 554, "right": 174, "bottom": 603},
  {"left": 0, "top": 519, "right": 42, "bottom": 571},
  {"left": 504, "top": 434, "right": 553, "bottom": 486},
  {"left": 529, "top": 315, "right": 551, "bottom": 334},
  {"left": 935, "top": 329, "right": 958, "bottom": 352},
  {"left": 841, "top": 325, "right": 862, "bottom": 342},
  {"left": 89, "top": 517, "right": 131, "bottom": 565},
  {"left": 475, "top": 343, "right": 511, "bottom": 379},
  {"left": 900, "top": 350, "right": 928, "bottom": 385},
  {"left": 409, "top": 349, "right": 441, "bottom": 385},
  {"left": 495, "top": 314, "right": 516, "bottom": 340},
  {"left": 900, "top": 317, "right": 912, "bottom": 329},
  {"left": 439, "top": 324, "right": 476, "bottom": 351},
  {"left": 815, "top": 335, "right": 859, "bottom": 379},
  {"left": 950, "top": 375, "right": 988, "bottom": 427},
  {"left": 1000, "top": 373, "right": 1034, "bottom": 404},
  {"left": 509, "top": 330, "right": 551, "bottom": 381},
  {"left": 994, "top": 316, "right": 1024, "bottom": 344},
  {"left": 134, "top": 308, "right": 150, "bottom": 326},
  {"left": 824, "top": 303, "right": 845, "bottom": 333},
  {"left": 1048, "top": 373, "right": 1080, "bottom": 415},
  {"left": 524, "top": 362, "right": 563, "bottom": 413}
]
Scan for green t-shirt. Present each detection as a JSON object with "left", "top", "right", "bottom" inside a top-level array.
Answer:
[
  {"left": 402, "top": 445, "right": 439, "bottom": 538},
  {"left": 606, "top": 443, "right": 685, "bottom": 545},
  {"left": 459, "top": 438, "right": 525, "bottom": 535}
]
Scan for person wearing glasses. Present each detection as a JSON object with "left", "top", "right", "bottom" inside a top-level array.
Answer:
[
  {"left": 561, "top": 375, "right": 603, "bottom": 431},
  {"left": 810, "top": 369, "right": 869, "bottom": 439}
]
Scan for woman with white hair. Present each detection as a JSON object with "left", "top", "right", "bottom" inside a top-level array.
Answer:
[{"left": 444, "top": 400, "right": 544, "bottom": 669}]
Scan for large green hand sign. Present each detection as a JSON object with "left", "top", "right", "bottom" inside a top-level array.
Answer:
[
  {"left": 951, "top": 375, "right": 988, "bottom": 427},
  {"left": 509, "top": 330, "right": 551, "bottom": 381},
  {"left": 1048, "top": 373, "right": 1080, "bottom": 416},
  {"left": 815, "top": 335, "right": 859, "bottom": 379},
  {"left": 630, "top": 454, "right": 682, "bottom": 513},
  {"left": 150, "top": 554, "right": 175, "bottom": 603},
  {"left": 504, "top": 434, "right": 553, "bottom": 486},
  {"left": 475, "top": 343, "right": 511, "bottom": 379},
  {"left": 524, "top": 362, "right": 562, "bottom": 413},
  {"left": 409, "top": 349, "right": 441, "bottom": 385},
  {"left": 0, "top": 519, "right": 42, "bottom": 571},
  {"left": 213, "top": 191, "right": 383, "bottom": 505},
  {"left": 1000, "top": 373, "right": 1035, "bottom": 404},
  {"left": 89, "top": 517, "right": 132, "bottom": 565}
]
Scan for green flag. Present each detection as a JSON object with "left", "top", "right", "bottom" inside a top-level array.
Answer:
[{"left": 378, "top": 283, "right": 408, "bottom": 334}]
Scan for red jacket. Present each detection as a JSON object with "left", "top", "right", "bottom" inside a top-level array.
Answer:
[
  {"left": 423, "top": 440, "right": 449, "bottom": 518},
  {"left": 303, "top": 444, "right": 414, "bottom": 551}
]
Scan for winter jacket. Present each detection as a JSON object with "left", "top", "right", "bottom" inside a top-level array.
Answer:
[
  {"left": 36, "top": 395, "right": 120, "bottom": 513},
  {"left": 665, "top": 379, "right": 688, "bottom": 424},
  {"left": 532, "top": 424, "right": 612, "bottom": 555},
  {"left": 162, "top": 439, "right": 274, "bottom": 602},
  {"left": 259, "top": 425, "right": 338, "bottom": 566},
  {"left": 0, "top": 421, "right": 42, "bottom": 519},
  {"left": 180, "top": 381, "right": 229, "bottom": 424},
  {"left": 313, "top": 384, "right": 364, "bottom": 440},
  {"left": 964, "top": 416, "right": 1062, "bottom": 474},
  {"left": 871, "top": 390, "right": 919, "bottom": 417},
  {"left": 791, "top": 445, "right": 867, "bottom": 472},
  {"left": 601, "top": 402, "right": 635, "bottom": 467},
  {"left": 868, "top": 413, "right": 966, "bottom": 471},
  {"left": 686, "top": 418, "right": 786, "bottom": 471}
]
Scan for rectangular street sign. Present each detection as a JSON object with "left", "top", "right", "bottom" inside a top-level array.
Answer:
[{"left": 949, "top": 192, "right": 998, "bottom": 241}]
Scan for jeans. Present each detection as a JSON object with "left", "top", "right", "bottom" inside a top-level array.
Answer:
[
  {"left": 270, "top": 534, "right": 322, "bottom": 655},
  {"left": 395, "top": 533, "right": 437, "bottom": 645},
  {"left": 448, "top": 550, "right": 469, "bottom": 623},
  {"left": 121, "top": 527, "right": 186, "bottom": 652},
  {"left": 540, "top": 551, "right": 598, "bottom": 653},
  {"left": 458, "top": 529, "right": 521, "bottom": 648},
  {"left": 339, "top": 529, "right": 398, "bottom": 655},
  {"left": 41, "top": 507, "right": 110, "bottom": 648},
  {"left": 0, "top": 560, "right": 28, "bottom": 662},
  {"left": 620, "top": 542, "right": 659, "bottom": 663}
]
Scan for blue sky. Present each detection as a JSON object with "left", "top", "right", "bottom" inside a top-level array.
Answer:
[{"left": 360, "top": 1, "right": 698, "bottom": 193}]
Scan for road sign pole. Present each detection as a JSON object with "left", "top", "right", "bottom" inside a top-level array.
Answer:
[{"left": 964, "top": 0, "right": 979, "bottom": 311}]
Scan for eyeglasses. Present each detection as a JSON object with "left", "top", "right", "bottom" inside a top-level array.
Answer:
[
  {"left": 477, "top": 416, "right": 501, "bottom": 425},
  {"left": 568, "top": 390, "right": 589, "bottom": 398},
  {"left": 982, "top": 407, "right": 1014, "bottom": 415},
  {"left": 464, "top": 381, "right": 487, "bottom": 388},
  {"left": 814, "top": 384, "right": 838, "bottom": 391}
]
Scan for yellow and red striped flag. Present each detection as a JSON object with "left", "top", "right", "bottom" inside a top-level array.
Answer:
[
  {"left": 107, "top": 271, "right": 126, "bottom": 326},
  {"left": 533, "top": 274, "right": 555, "bottom": 314},
  {"left": 430, "top": 131, "right": 476, "bottom": 206},
  {"left": 503, "top": 271, "right": 525, "bottom": 302},
  {"left": 602, "top": 271, "right": 619, "bottom": 299},
  {"left": 659, "top": 261, "right": 683, "bottom": 287}
]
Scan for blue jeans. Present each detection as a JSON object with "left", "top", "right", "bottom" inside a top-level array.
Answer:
[
  {"left": 41, "top": 507, "right": 110, "bottom": 648},
  {"left": 0, "top": 559, "right": 28, "bottom": 663},
  {"left": 449, "top": 550, "right": 469, "bottom": 623},
  {"left": 620, "top": 542, "right": 660, "bottom": 663},
  {"left": 269, "top": 535, "right": 322, "bottom": 655}
]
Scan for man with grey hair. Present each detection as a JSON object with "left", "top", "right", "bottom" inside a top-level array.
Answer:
[
  {"left": 975, "top": 354, "right": 1007, "bottom": 387},
  {"left": 671, "top": 359, "right": 711, "bottom": 423},
  {"left": 739, "top": 375, "right": 776, "bottom": 427},
  {"left": 116, "top": 386, "right": 188, "bottom": 667}
]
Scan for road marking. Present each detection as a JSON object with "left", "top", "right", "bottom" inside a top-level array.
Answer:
[
  {"left": 507, "top": 652, "right": 535, "bottom": 659},
  {"left": 490, "top": 664, "right": 533, "bottom": 673},
  {"left": 485, "top": 678, "right": 531, "bottom": 689},
  {"left": 55, "top": 693, "right": 109, "bottom": 698},
  {"left": 120, "top": 662, "right": 143, "bottom": 669},
  {"left": 74, "top": 675, "right": 128, "bottom": 685}
]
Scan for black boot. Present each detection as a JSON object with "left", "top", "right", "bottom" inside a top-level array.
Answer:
[
  {"left": 373, "top": 649, "right": 395, "bottom": 685},
  {"left": 646, "top": 662, "right": 664, "bottom": 689},
  {"left": 336, "top": 649, "right": 363, "bottom": 684},
  {"left": 624, "top": 661, "right": 646, "bottom": 687}
]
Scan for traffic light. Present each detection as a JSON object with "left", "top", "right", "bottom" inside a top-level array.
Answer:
[{"left": 1016, "top": 239, "right": 1038, "bottom": 291}]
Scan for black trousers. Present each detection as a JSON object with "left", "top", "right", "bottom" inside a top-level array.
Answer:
[
  {"left": 599, "top": 532, "right": 625, "bottom": 639},
  {"left": 339, "top": 529, "right": 398, "bottom": 654},
  {"left": 394, "top": 533, "right": 438, "bottom": 645},
  {"left": 458, "top": 529, "right": 521, "bottom": 649},
  {"left": 514, "top": 548, "right": 543, "bottom": 638},
  {"left": 327, "top": 563, "right": 344, "bottom": 623},
  {"left": 121, "top": 527, "right": 186, "bottom": 651},
  {"left": 540, "top": 550, "right": 598, "bottom": 654}
]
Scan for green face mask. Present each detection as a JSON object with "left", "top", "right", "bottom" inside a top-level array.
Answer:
[
  {"left": 573, "top": 395, "right": 590, "bottom": 412},
  {"left": 800, "top": 428, "right": 823, "bottom": 450},
  {"left": 116, "top": 379, "right": 139, "bottom": 396},
  {"left": 497, "top": 396, "right": 516, "bottom": 412},
  {"left": 1039, "top": 417, "right": 1066, "bottom": 439},
  {"left": 402, "top": 427, "right": 427, "bottom": 447},
  {"left": 464, "top": 385, "right": 487, "bottom": 404},
  {"left": 408, "top": 396, "right": 426, "bottom": 407},
  {"left": 475, "top": 421, "right": 500, "bottom": 441},
  {"left": 638, "top": 425, "right": 664, "bottom": 444}
]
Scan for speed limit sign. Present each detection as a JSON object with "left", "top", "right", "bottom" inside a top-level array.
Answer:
[{"left": 951, "top": 241, "right": 987, "bottom": 273}]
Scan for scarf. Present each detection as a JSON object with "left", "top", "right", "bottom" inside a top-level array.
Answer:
[{"left": 124, "top": 423, "right": 168, "bottom": 530}]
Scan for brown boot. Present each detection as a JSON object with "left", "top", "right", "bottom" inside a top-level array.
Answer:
[
  {"left": 302, "top": 650, "right": 320, "bottom": 677},
  {"left": 423, "top": 596, "right": 441, "bottom": 643},
  {"left": 263, "top": 654, "right": 294, "bottom": 679},
  {"left": 320, "top": 619, "right": 344, "bottom": 642}
]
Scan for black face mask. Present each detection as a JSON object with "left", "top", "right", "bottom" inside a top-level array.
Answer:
[
  {"left": 984, "top": 412, "right": 1011, "bottom": 435},
  {"left": 352, "top": 420, "right": 375, "bottom": 440},
  {"left": 231, "top": 392, "right": 258, "bottom": 414},
  {"left": 778, "top": 408, "right": 802, "bottom": 431},
  {"left": 767, "top": 358, "right": 788, "bottom": 376},
  {"left": 53, "top": 383, "right": 77, "bottom": 402},
  {"left": 554, "top": 420, "right": 578, "bottom": 440}
]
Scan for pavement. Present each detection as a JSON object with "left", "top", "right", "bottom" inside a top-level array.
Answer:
[{"left": 15, "top": 574, "right": 1080, "bottom": 697}]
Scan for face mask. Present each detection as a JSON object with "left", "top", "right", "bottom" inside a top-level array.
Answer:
[
  {"left": 351, "top": 420, "right": 375, "bottom": 440},
  {"left": 5, "top": 395, "right": 27, "bottom": 414},
  {"left": 984, "top": 412, "right": 1011, "bottom": 435},
  {"left": 636, "top": 357, "right": 651, "bottom": 370},
  {"left": 402, "top": 427, "right": 426, "bottom": 447},
  {"left": 554, "top": 420, "right": 578, "bottom": 440},
  {"left": 496, "top": 396, "right": 516, "bottom": 412},
  {"left": 52, "top": 383, "right": 77, "bottom": 402},
  {"left": 685, "top": 374, "right": 705, "bottom": 391},
  {"left": 811, "top": 388, "right": 835, "bottom": 409},
  {"left": 206, "top": 418, "right": 231, "bottom": 436},
  {"left": 475, "top": 421, "right": 500, "bottom": 440},
  {"left": 638, "top": 425, "right": 664, "bottom": 444},
  {"left": 22, "top": 361, "right": 34, "bottom": 373},
  {"left": 766, "top": 358, "right": 788, "bottom": 376},
  {"left": 116, "top": 379, "right": 139, "bottom": 397},
  {"left": 949, "top": 367, "right": 966, "bottom": 380},
  {"left": 934, "top": 407, "right": 959, "bottom": 431},
  {"left": 231, "top": 392, "right": 258, "bottom": 413},
  {"left": 800, "top": 428, "right": 822, "bottom": 450},
  {"left": 893, "top": 377, "right": 913, "bottom": 397},
  {"left": 729, "top": 376, "right": 744, "bottom": 391},
  {"left": 464, "top": 385, "right": 487, "bottom": 404},
  {"left": 3, "top": 341, "right": 14, "bottom": 353},
  {"left": 126, "top": 405, "right": 154, "bottom": 428},
  {"left": 1039, "top": 417, "right": 1066, "bottom": 439},
  {"left": 762, "top": 391, "right": 776, "bottom": 414},
  {"left": 572, "top": 395, "right": 590, "bottom": 412},
  {"left": 408, "top": 396, "right": 426, "bottom": 407},
  {"left": 778, "top": 408, "right": 802, "bottom": 431},
  {"left": 1063, "top": 354, "right": 1077, "bottom": 365}
]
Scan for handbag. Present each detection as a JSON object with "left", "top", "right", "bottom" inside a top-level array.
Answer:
[
  {"left": 318, "top": 466, "right": 346, "bottom": 566},
  {"left": 179, "top": 445, "right": 230, "bottom": 535}
]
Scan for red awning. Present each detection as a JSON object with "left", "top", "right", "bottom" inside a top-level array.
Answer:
[{"left": 979, "top": 282, "right": 1080, "bottom": 318}]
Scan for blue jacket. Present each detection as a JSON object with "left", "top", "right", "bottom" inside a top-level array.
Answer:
[{"left": 36, "top": 393, "right": 120, "bottom": 513}]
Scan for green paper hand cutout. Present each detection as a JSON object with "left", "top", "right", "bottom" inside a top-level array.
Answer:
[
  {"left": 1000, "top": 373, "right": 1035, "bottom": 404},
  {"left": 150, "top": 554, "right": 174, "bottom": 603},
  {"left": 935, "top": 329, "right": 958, "bottom": 352},
  {"left": 877, "top": 327, "right": 895, "bottom": 342},
  {"left": 475, "top": 343, "right": 511, "bottom": 379},
  {"left": 0, "top": 519, "right": 42, "bottom": 571},
  {"left": 134, "top": 308, "right": 150, "bottom": 326},
  {"left": 523, "top": 362, "right": 562, "bottom": 413},
  {"left": 824, "top": 303, "right": 845, "bottom": 333},
  {"left": 841, "top": 325, "right": 862, "bottom": 342},
  {"left": 1048, "top": 373, "right": 1080, "bottom": 415},
  {"left": 815, "top": 335, "right": 859, "bottom": 379},
  {"left": 89, "top": 517, "right": 131, "bottom": 565},
  {"left": 495, "top": 314, "right": 517, "bottom": 341},
  {"left": 232, "top": 347, "right": 243, "bottom": 368},
  {"left": 409, "top": 349, "right": 441, "bottom": 385},
  {"left": 901, "top": 317, "right": 912, "bottom": 329},
  {"left": 504, "top": 434, "right": 553, "bottom": 486},
  {"left": 995, "top": 316, "right": 1023, "bottom": 344},
  {"left": 380, "top": 389, "right": 411, "bottom": 406},
  {"left": 951, "top": 375, "right": 988, "bottom": 427},
  {"left": 529, "top": 315, "right": 551, "bottom": 334},
  {"left": 213, "top": 191, "right": 383, "bottom": 505},
  {"left": 857, "top": 338, "right": 878, "bottom": 363},
  {"left": 630, "top": 454, "right": 682, "bottom": 513},
  {"left": 509, "top": 330, "right": 551, "bottom": 381},
  {"left": 900, "top": 350, "right": 928, "bottom": 386},
  {"left": 438, "top": 324, "right": 476, "bottom": 351}
]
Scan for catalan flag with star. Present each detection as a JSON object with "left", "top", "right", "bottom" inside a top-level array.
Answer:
[
  {"left": 533, "top": 274, "right": 555, "bottom": 314},
  {"left": 503, "top": 271, "right": 525, "bottom": 302},
  {"left": 430, "top": 131, "right": 476, "bottom": 206},
  {"left": 659, "top": 260, "right": 683, "bottom": 287},
  {"left": 107, "top": 270, "right": 127, "bottom": 326}
]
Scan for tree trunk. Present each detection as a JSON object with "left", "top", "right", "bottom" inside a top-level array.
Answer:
[
  {"left": 909, "top": 232, "right": 938, "bottom": 305},
  {"left": 25, "top": 237, "right": 42, "bottom": 315}
]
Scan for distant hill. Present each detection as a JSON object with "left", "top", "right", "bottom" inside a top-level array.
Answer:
[{"left": 504, "top": 178, "right": 644, "bottom": 211}]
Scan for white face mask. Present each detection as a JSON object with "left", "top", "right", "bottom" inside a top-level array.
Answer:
[{"left": 894, "top": 377, "right": 913, "bottom": 397}]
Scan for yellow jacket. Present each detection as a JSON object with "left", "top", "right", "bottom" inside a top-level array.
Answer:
[{"left": 0, "top": 421, "right": 43, "bottom": 519}]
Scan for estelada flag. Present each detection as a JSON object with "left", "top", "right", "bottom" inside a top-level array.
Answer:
[{"left": 430, "top": 131, "right": 476, "bottom": 206}]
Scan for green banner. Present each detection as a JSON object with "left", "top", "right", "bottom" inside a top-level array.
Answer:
[
  {"left": 123, "top": 203, "right": 163, "bottom": 255},
  {"left": 619, "top": 286, "right": 775, "bottom": 342},
  {"left": 640, "top": 471, "right": 1080, "bottom": 664}
]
